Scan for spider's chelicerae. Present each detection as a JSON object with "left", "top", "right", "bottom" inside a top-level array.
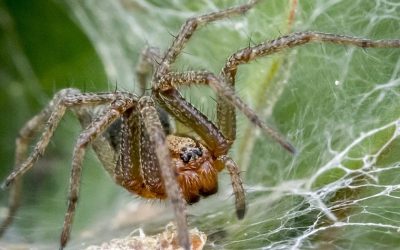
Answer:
[{"left": 1, "top": 0, "right": 400, "bottom": 249}]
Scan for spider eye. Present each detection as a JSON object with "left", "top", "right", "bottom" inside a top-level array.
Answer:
[
  {"left": 180, "top": 152, "right": 191, "bottom": 163},
  {"left": 194, "top": 147, "right": 202, "bottom": 157},
  {"left": 180, "top": 145, "right": 203, "bottom": 164}
]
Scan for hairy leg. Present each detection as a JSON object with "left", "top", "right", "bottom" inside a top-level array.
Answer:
[
  {"left": 218, "top": 155, "right": 246, "bottom": 219},
  {"left": 154, "top": 88, "right": 231, "bottom": 155},
  {"left": 0, "top": 92, "right": 56, "bottom": 235},
  {"left": 136, "top": 46, "right": 161, "bottom": 95},
  {"left": 0, "top": 109, "right": 49, "bottom": 235},
  {"left": 217, "top": 32, "right": 400, "bottom": 143},
  {"left": 60, "top": 92, "right": 137, "bottom": 248},
  {"left": 154, "top": 0, "right": 260, "bottom": 80},
  {"left": 157, "top": 71, "right": 295, "bottom": 153},
  {"left": 0, "top": 87, "right": 136, "bottom": 248},
  {"left": 112, "top": 107, "right": 154, "bottom": 197},
  {"left": 2, "top": 89, "right": 122, "bottom": 187},
  {"left": 74, "top": 105, "right": 120, "bottom": 176},
  {"left": 0, "top": 88, "right": 119, "bottom": 237},
  {"left": 138, "top": 96, "right": 190, "bottom": 250},
  {"left": 221, "top": 31, "right": 400, "bottom": 89},
  {"left": 153, "top": 69, "right": 295, "bottom": 220}
]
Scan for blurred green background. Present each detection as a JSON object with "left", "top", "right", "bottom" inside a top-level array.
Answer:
[{"left": 1, "top": 0, "right": 400, "bottom": 249}]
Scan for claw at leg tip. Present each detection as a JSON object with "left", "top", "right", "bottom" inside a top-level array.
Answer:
[
  {"left": 236, "top": 206, "right": 246, "bottom": 220},
  {"left": 284, "top": 142, "right": 297, "bottom": 155}
]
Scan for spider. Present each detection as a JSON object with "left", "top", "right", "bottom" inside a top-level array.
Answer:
[{"left": 1, "top": 0, "right": 400, "bottom": 249}]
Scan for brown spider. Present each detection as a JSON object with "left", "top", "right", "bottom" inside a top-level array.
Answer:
[{"left": 1, "top": 0, "right": 400, "bottom": 249}]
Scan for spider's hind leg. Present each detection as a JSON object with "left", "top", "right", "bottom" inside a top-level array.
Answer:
[
  {"left": 60, "top": 92, "right": 137, "bottom": 248},
  {"left": 0, "top": 88, "right": 82, "bottom": 236},
  {"left": 2, "top": 89, "right": 120, "bottom": 187},
  {"left": 0, "top": 91, "right": 56, "bottom": 236},
  {"left": 158, "top": 71, "right": 295, "bottom": 153},
  {"left": 0, "top": 88, "right": 135, "bottom": 248}
]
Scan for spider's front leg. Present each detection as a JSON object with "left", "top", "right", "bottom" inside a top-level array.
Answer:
[
  {"left": 138, "top": 96, "right": 190, "bottom": 250},
  {"left": 158, "top": 71, "right": 295, "bottom": 153}
]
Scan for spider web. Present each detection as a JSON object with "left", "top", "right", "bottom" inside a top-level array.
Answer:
[{"left": 2, "top": 0, "right": 400, "bottom": 249}]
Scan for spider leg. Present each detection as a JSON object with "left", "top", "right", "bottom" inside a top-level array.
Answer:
[
  {"left": 138, "top": 96, "right": 190, "bottom": 250},
  {"left": 0, "top": 177, "right": 21, "bottom": 237},
  {"left": 154, "top": 70, "right": 295, "bottom": 218},
  {"left": 154, "top": 0, "right": 260, "bottom": 79},
  {"left": 136, "top": 46, "right": 162, "bottom": 95},
  {"left": 2, "top": 89, "right": 120, "bottom": 187},
  {"left": 0, "top": 89, "right": 120, "bottom": 235},
  {"left": 74, "top": 106, "right": 120, "bottom": 177},
  {"left": 154, "top": 88, "right": 230, "bottom": 155},
  {"left": 158, "top": 71, "right": 295, "bottom": 153},
  {"left": 113, "top": 108, "right": 147, "bottom": 193},
  {"left": 135, "top": 46, "right": 173, "bottom": 135},
  {"left": 221, "top": 31, "right": 400, "bottom": 89},
  {"left": 60, "top": 92, "right": 137, "bottom": 249},
  {"left": 0, "top": 93, "right": 56, "bottom": 235},
  {"left": 216, "top": 32, "right": 399, "bottom": 143},
  {"left": 0, "top": 88, "right": 134, "bottom": 247}
]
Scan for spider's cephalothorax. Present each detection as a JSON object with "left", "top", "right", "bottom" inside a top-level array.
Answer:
[
  {"left": 1, "top": 0, "right": 400, "bottom": 249},
  {"left": 167, "top": 135, "right": 222, "bottom": 204}
]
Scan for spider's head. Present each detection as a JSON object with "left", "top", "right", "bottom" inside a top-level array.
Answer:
[
  {"left": 167, "top": 135, "right": 211, "bottom": 168},
  {"left": 166, "top": 135, "right": 221, "bottom": 204}
]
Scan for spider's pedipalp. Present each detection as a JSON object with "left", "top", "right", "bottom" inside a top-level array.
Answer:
[
  {"left": 218, "top": 155, "right": 246, "bottom": 219},
  {"left": 0, "top": 88, "right": 137, "bottom": 248}
]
